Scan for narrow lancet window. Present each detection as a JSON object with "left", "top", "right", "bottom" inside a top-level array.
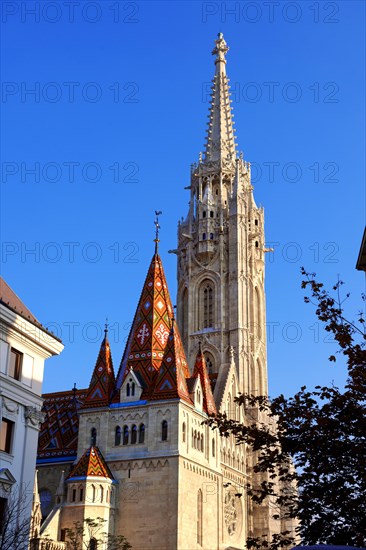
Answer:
[{"left": 162, "top": 420, "right": 168, "bottom": 441}]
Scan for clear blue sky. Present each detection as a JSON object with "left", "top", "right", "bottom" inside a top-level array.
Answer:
[{"left": 1, "top": 0, "right": 365, "bottom": 397}]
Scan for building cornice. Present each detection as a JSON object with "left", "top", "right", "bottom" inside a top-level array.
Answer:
[{"left": 0, "top": 303, "right": 64, "bottom": 357}]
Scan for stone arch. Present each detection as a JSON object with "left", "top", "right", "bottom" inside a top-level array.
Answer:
[
  {"left": 200, "top": 342, "right": 220, "bottom": 375},
  {"left": 254, "top": 285, "right": 264, "bottom": 342},
  {"left": 201, "top": 280, "right": 214, "bottom": 329},
  {"left": 193, "top": 271, "right": 220, "bottom": 331},
  {"left": 181, "top": 286, "right": 189, "bottom": 342}
]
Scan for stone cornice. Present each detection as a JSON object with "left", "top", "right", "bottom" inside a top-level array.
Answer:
[{"left": 0, "top": 304, "right": 64, "bottom": 357}]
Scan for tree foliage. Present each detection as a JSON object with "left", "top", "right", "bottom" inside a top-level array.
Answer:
[
  {"left": 207, "top": 269, "right": 366, "bottom": 548},
  {"left": 0, "top": 485, "right": 33, "bottom": 550},
  {"left": 65, "top": 517, "right": 131, "bottom": 550}
]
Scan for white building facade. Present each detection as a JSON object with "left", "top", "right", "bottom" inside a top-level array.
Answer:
[{"left": 0, "top": 277, "right": 63, "bottom": 540}]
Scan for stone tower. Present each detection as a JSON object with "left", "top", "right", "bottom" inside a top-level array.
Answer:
[{"left": 176, "top": 33, "right": 268, "bottom": 397}]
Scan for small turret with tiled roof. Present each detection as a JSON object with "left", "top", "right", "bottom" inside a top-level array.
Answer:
[
  {"left": 67, "top": 446, "right": 114, "bottom": 480},
  {"left": 82, "top": 323, "right": 116, "bottom": 408},
  {"left": 151, "top": 318, "right": 191, "bottom": 403},
  {"left": 116, "top": 213, "right": 184, "bottom": 399},
  {"left": 191, "top": 344, "right": 217, "bottom": 415}
]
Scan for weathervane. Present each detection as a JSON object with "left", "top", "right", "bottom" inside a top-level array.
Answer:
[
  {"left": 104, "top": 317, "right": 109, "bottom": 336},
  {"left": 154, "top": 210, "right": 162, "bottom": 252}
]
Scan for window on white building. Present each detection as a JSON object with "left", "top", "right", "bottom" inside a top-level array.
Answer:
[
  {"left": 0, "top": 418, "right": 14, "bottom": 454},
  {"left": 9, "top": 348, "right": 22, "bottom": 380}
]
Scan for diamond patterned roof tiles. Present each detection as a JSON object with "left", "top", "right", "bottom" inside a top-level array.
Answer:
[{"left": 67, "top": 446, "right": 114, "bottom": 480}]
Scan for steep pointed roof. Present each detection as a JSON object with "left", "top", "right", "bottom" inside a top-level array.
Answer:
[
  {"left": 204, "top": 33, "right": 237, "bottom": 163},
  {"left": 151, "top": 322, "right": 191, "bottom": 403},
  {"left": 116, "top": 253, "right": 175, "bottom": 397},
  {"left": 192, "top": 347, "right": 217, "bottom": 415},
  {"left": 67, "top": 446, "right": 114, "bottom": 480},
  {"left": 82, "top": 330, "right": 116, "bottom": 409},
  {"left": 38, "top": 388, "right": 86, "bottom": 460}
]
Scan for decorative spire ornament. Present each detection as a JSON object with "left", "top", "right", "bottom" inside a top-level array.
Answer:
[
  {"left": 212, "top": 32, "right": 229, "bottom": 66},
  {"left": 154, "top": 210, "right": 162, "bottom": 252},
  {"left": 204, "top": 33, "right": 237, "bottom": 163}
]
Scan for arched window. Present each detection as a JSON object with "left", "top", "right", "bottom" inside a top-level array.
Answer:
[
  {"left": 193, "top": 430, "right": 197, "bottom": 449},
  {"left": 210, "top": 211, "right": 214, "bottom": 218},
  {"left": 90, "top": 538, "right": 97, "bottom": 550},
  {"left": 182, "top": 288, "right": 188, "bottom": 341},
  {"left": 139, "top": 424, "right": 145, "bottom": 444},
  {"left": 126, "top": 383, "right": 130, "bottom": 397},
  {"left": 254, "top": 286, "right": 262, "bottom": 341},
  {"left": 71, "top": 487, "right": 76, "bottom": 503},
  {"left": 205, "top": 354, "right": 214, "bottom": 374},
  {"left": 115, "top": 426, "right": 121, "bottom": 446},
  {"left": 162, "top": 420, "right": 168, "bottom": 441},
  {"left": 192, "top": 429, "right": 194, "bottom": 447},
  {"left": 123, "top": 425, "right": 129, "bottom": 445},
  {"left": 203, "top": 211, "right": 206, "bottom": 218},
  {"left": 79, "top": 487, "right": 83, "bottom": 501},
  {"left": 212, "top": 438, "right": 215, "bottom": 457},
  {"left": 197, "top": 489, "right": 203, "bottom": 546},
  {"left": 201, "top": 434, "right": 204, "bottom": 452},
  {"left": 100, "top": 485, "right": 104, "bottom": 503},
  {"left": 131, "top": 382, "right": 135, "bottom": 397},
  {"left": 210, "top": 233, "right": 213, "bottom": 240},
  {"left": 202, "top": 233, "right": 206, "bottom": 240},
  {"left": 90, "top": 428, "right": 97, "bottom": 446},
  {"left": 39, "top": 489, "right": 52, "bottom": 517},
  {"left": 131, "top": 424, "right": 137, "bottom": 444},
  {"left": 91, "top": 484, "right": 96, "bottom": 502},
  {"left": 202, "top": 282, "right": 214, "bottom": 328}
]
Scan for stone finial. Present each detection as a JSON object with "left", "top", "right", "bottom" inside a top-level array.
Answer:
[{"left": 212, "top": 32, "right": 229, "bottom": 64}]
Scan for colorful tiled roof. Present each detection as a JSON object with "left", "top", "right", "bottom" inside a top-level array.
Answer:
[
  {"left": 116, "top": 253, "right": 176, "bottom": 397},
  {"left": 67, "top": 446, "right": 114, "bottom": 480},
  {"left": 151, "top": 322, "right": 191, "bottom": 403},
  {"left": 82, "top": 332, "right": 116, "bottom": 409},
  {"left": 38, "top": 389, "right": 86, "bottom": 460},
  {"left": 192, "top": 348, "right": 217, "bottom": 415}
]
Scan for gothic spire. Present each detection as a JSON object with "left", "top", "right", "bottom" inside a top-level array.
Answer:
[
  {"left": 204, "top": 33, "right": 237, "bottom": 163},
  {"left": 82, "top": 330, "right": 116, "bottom": 408},
  {"left": 191, "top": 346, "right": 217, "bottom": 415},
  {"left": 115, "top": 252, "right": 175, "bottom": 397},
  {"left": 150, "top": 320, "right": 191, "bottom": 403}
]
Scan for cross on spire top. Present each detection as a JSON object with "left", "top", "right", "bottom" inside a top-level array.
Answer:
[{"left": 154, "top": 210, "right": 162, "bottom": 252}]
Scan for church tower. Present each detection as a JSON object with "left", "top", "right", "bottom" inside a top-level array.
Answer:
[{"left": 176, "top": 33, "right": 268, "bottom": 397}]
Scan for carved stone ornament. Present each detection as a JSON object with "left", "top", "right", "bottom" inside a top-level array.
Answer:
[
  {"left": 2, "top": 397, "right": 19, "bottom": 414},
  {"left": 224, "top": 489, "right": 240, "bottom": 536},
  {"left": 24, "top": 406, "right": 45, "bottom": 427}
]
